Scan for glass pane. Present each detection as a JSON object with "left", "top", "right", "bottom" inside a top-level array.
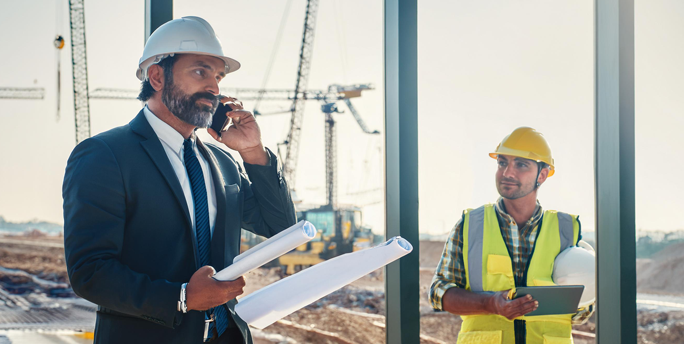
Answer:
[
  {"left": 0, "top": 0, "right": 386, "bottom": 342},
  {"left": 418, "top": 1, "right": 595, "bottom": 342},
  {"left": 172, "top": 1, "right": 387, "bottom": 343},
  {"left": 0, "top": 0, "right": 144, "bottom": 341},
  {"left": 634, "top": 1, "right": 684, "bottom": 343}
]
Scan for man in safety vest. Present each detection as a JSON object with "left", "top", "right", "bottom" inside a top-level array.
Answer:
[{"left": 429, "top": 127, "right": 594, "bottom": 344}]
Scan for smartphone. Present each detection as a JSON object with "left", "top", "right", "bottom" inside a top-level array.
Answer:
[{"left": 210, "top": 97, "right": 233, "bottom": 138}]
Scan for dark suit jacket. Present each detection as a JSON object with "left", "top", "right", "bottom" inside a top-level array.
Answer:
[{"left": 62, "top": 110, "right": 297, "bottom": 343}]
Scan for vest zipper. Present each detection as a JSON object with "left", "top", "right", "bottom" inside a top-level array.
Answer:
[
  {"left": 514, "top": 319, "right": 526, "bottom": 344},
  {"left": 516, "top": 215, "right": 544, "bottom": 344}
]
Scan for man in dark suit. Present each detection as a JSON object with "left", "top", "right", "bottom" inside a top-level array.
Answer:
[{"left": 62, "top": 16, "right": 296, "bottom": 343}]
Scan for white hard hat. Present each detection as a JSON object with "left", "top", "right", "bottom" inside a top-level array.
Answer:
[
  {"left": 136, "top": 16, "right": 240, "bottom": 81},
  {"left": 553, "top": 241, "right": 596, "bottom": 308}
]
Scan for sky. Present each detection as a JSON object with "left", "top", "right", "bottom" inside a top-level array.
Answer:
[{"left": 0, "top": 0, "right": 682, "bottom": 235}]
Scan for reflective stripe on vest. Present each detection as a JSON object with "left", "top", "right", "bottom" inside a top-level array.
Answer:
[
  {"left": 466, "top": 206, "right": 486, "bottom": 292},
  {"left": 465, "top": 205, "right": 576, "bottom": 292},
  {"left": 557, "top": 212, "right": 575, "bottom": 254}
]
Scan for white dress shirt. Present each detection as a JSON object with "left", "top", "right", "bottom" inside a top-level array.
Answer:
[{"left": 143, "top": 106, "right": 218, "bottom": 238}]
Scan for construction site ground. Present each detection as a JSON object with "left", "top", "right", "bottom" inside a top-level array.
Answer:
[{"left": 1, "top": 233, "right": 684, "bottom": 343}]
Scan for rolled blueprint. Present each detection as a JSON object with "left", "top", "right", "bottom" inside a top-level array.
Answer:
[
  {"left": 214, "top": 220, "right": 316, "bottom": 281},
  {"left": 235, "top": 236, "right": 413, "bottom": 329}
]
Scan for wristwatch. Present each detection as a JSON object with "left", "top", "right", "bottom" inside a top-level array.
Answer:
[{"left": 178, "top": 283, "right": 188, "bottom": 313}]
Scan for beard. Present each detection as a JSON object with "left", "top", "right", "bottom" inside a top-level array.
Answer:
[
  {"left": 161, "top": 78, "right": 219, "bottom": 128},
  {"left": 496, "top": 177, "right": 535, "bottom": 200}
]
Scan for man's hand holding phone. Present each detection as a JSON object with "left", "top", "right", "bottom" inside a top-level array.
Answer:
[{"left": 207, "top": 96, "right": 269, "bottom": 165}]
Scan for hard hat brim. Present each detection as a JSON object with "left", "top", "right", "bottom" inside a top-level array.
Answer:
[
  {"left": 136, "top": 52, "right": 241, "bottom": 81},
  {"left": 489, "top": 150, "right": 555, "bottom": 177}
]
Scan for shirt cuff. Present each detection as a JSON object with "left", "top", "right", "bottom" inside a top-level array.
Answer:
[{"left": 430, "top": 282, "right": 460, "bottom": 311}]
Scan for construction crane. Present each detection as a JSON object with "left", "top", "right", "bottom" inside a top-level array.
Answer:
[
  {"left": 0, "top": 88, "right": 45, "bottom": 100},
  {"left": 282, "top": 0, "right": 319, "bottom": 191},
  {"left": 277, "top": 83, "right": 379, "bottom": 275},
  {"left": 319, "top": 84, "right": 378, "bottom": 208},
  {"left": 68, "top": 0, "right": 91, "bottom": 144},
  {"left": 89, "top": 87, "right": 336, "bottom": 102}
]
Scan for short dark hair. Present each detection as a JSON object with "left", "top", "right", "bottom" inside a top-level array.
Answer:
[{"left": 137, "top": 55, "right": 178, "bottom": 102}]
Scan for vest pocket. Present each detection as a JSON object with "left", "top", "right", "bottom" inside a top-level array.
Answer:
[
  {"left": 457, "top": 330, "right": 502, "bottom": 344},
  {"left": 543, "top": 334, "right": 573, "bottom": 344},
  {"left": 487, "top": 254, "right": 514, "bottom": 277},
  {"left": 486, "top": 254, "right": 515, "bottom": 289}
]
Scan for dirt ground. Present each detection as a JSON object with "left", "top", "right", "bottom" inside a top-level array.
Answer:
[
  {"left": 0, "top": 232, "right": 68, "bottom": 283},
  {"left": 2, "top": 234, "right": 684, "bottom": 343},
  {"left": 637, "top": 242, "right": 684, "bottom": 295}
]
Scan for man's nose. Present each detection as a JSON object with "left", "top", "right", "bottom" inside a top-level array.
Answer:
[
  {"left": 502, "top": 165, "right": 515, "bottom": 178},
  {"left": 206, "top": 79, "right": 220, "bottom": 95}
]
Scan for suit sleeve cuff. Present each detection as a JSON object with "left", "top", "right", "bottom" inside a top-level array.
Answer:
[{"left": 243, "top": 148, "right": 280, "bottom": 181}]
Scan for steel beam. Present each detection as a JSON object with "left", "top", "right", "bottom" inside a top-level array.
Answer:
[
  {"left": 384, "top": 0, "right": 419, "bottom": 343},
  {"left": 145, "top": 0, "right": 173, "bottom": 43},
  {"left": 0, "top": 87, "right": 45, "bottom": 100},
  {"left": 594, "top": 0, "right": 636, "bottom": 343}
]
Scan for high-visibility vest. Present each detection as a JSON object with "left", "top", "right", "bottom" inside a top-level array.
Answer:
[{"left": 459, "top": 204, "right": 580, "bottom": 344}]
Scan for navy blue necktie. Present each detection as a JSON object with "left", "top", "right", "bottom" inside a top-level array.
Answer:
[{"left": 183, "top": 139, "right": 229, "bottom": 338}]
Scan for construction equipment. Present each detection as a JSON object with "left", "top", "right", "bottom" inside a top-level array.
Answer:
[
  {"left": 0, "top": 88, "right": 45, "bottom": 100},
  {"left": 282, "top": 0, "right": 319, "bottom": 191},
  {"left": 278, "top": 83, "right": 379, "bottom": 275},
  {"left": 278, "top": 206, "right": 374, "bottom": 275},
  {"left": 68, "top": 0, "right": 92, "bottom": 144},
  {"left": 89, "top": 87, "right": 335, "bottom": 102}
]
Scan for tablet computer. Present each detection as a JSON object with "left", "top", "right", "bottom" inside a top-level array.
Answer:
[{"left": 513, "top": 285, "right": 584, "bottom": 316}]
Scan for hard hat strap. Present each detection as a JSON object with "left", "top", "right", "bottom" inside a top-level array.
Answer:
[{"left": 534, "top": 162, "right": 543, "bottom": 189}]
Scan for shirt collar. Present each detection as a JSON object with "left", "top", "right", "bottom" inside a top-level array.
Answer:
[
  {"left": 494, "top": 197, "right": 543, "bottom": 226},
  {"left": 143, "top": 106, "right": 188, "bottom": 157}
]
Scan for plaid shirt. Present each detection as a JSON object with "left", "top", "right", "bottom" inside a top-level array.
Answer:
[{"left": 429, "top": 198, "right": 594, "bottom": 324}]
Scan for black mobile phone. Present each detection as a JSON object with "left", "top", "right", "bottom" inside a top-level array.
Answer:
[{"left": 210, "top": 99, "right": 233, "bottom": 138}]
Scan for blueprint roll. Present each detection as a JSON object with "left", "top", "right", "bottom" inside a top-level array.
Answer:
[
  {"left": 213, "top": 220, "right": 316, "bottom": 282},
  {"left": 235, "top": 236, "right": 413, "bottom": 329}
]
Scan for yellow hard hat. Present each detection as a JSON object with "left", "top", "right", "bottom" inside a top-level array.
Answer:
[{"left": 489, "top": 127, "right": 555, "bottom": 177}]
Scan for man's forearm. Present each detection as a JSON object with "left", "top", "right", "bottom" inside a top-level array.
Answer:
[{"left": 442, "top": 287, "right": 495, "bottom": 315}]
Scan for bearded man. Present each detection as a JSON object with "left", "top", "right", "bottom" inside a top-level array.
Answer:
[{"left": 62, "top": 17, "right": 296, "bottom": 344}]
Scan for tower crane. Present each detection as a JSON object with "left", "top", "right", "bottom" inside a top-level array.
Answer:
[
  {"left": 88, "top": 87, "right": 334, "bottom": 101},
  {"left": 282, "top": 0, "right": 319, "bottom": 191},
  {"left": 319, "top": 84, "right": 378, "bottom": 208},
  {"left": 68, "top": 0, "right": 91, "bottom": 144}
]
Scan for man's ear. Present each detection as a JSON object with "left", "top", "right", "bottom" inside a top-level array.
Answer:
[
  {"left": 537, "top": 166, "right": 549, "bottom": 185},
  {"left": 148, "top": 64, "right": 164, "bottom": 92}
]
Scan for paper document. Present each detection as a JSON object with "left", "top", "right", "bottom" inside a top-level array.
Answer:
[
  {"left": 213, "top": 220, "right": 316, "bottom": 281},
  {"left": 235, "top": 236, "right": 413, "bottom": 329}
]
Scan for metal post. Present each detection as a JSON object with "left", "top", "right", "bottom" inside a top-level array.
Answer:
[
  {"left": 145, "top": 0, "right": 173, "bottom": 43},
  {"left": 595, "top": 0, "right": 636, "bottom": 343},
  {"left": 384, "top": 0, "right": 419, "bottom": 343}
]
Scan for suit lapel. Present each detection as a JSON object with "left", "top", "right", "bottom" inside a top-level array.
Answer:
[
  {"left": 130, "top": 110, "right": 199, "bottom": 268},
  {"left": 197, "top": 139, "right": 228, "bottom": 269}
]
